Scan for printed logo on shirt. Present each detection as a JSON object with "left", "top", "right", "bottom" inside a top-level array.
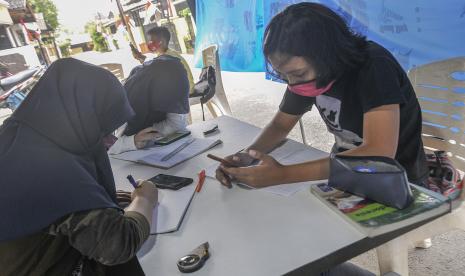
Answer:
[
  {"left": 316, "top": 95, "right": 363, "bottom": 150},
  {"left": 316, "top": 95, "right": 342, "bottom": 131}
]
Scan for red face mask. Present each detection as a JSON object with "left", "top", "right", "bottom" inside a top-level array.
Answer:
[
  {"left": 288, "top": 80, "right": 335, "bottom": 97},
  {"left": 147, "top": 40, "right": 162, "bottom": 52}
]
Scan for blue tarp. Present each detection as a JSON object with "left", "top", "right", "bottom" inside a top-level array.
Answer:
[
  {"left": 194, "top": 0, "right": 265, "bottom": 72},
  {"left": 194, "top": 0, "right": 465, "bottom": 72}
]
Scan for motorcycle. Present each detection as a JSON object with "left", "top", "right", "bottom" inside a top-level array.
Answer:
[{"left": 0, "top": 66, "right": 46, "bottom": 111}]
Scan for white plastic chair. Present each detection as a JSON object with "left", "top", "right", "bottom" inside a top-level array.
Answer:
[
  {"left": 376, "top": 57, "right": 465, "bottom": 276},
  {"left": 99, "top": 63, "right": 125, "bottom": 82}
]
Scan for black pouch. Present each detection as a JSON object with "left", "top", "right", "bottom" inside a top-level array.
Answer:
[
  {"left": 328, "top": 155, "right": 414, "bottom": 209},
  {"left": 190, "top": 66, "right": 216, "bottom": 121}
]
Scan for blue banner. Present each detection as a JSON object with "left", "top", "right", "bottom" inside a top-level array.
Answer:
[
  {"left": 194, "top": 0, "right": 265, "bottom": 72},
  {"left": 195, "top": 0, "right": 465, "bottom": 72}
]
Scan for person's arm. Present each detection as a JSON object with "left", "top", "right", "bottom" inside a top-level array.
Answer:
[
  {"left": 108, "top": 123, "right": 163, "bottom": 154},
  {"left": 222, "top": 104, "right": 400, "bottom": 187},
  {"left": 107, "top": 123, "right": 136, "bottom": 155},
  {"left": 108, "top": 135, "right": 137, "bottom": 155},
  {"left": 247, "top": 111, "right": 301, "bottom": 153},
  {"left": 180, "top": 57, "right": 195, "bottom": 94},
  {"left": 49, "top": 181, "right": 158, "bottom": 266},
  {"left": 165, "top": 50, "right": 194, "bottom": 94},
  {"left": 152, "top": 113, "right": 188, "bottom": 137},
  {"left": 50, "top": 209, "right": 148, "bottom": 266},
  {"left": 131, "top": 45, "right": 146, "bottom": 64},
  {"left": 125, "top": 180, "right": 158, "bottom": 226},
  {"left": 215, "top": 111, "right": 300, "bottom": 187}
]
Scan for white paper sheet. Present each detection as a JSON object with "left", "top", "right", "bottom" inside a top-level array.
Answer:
[
  {"left": 205, "top": 148, "right": 321, "bottom": 196},
  {"left": 111, "top": 137, "right": 221, "bottom": 169},
  {"left": 151, "top": 184, "right": 196, "bottom": 234}
]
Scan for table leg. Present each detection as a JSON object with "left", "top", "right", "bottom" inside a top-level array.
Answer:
[{"left": 376, "top": 236, "right": 409, "bottom": 276}]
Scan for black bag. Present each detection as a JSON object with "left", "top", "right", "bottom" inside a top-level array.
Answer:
[
  {"left": 328, "top": 155, "right": 414, "bottom": 209},
  {"left": 190, "top": 66, "right": 216, "bottom": 121},
  {"left": 424, "top": 151, "right": 463, "bottom": 199}
]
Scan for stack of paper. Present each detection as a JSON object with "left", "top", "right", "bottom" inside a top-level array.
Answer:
[{"left": 111, "top": 137, "right": 221, "bottom": 169}]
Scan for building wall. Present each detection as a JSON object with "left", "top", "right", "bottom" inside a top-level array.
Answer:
[
  {"left": 0, "top": 25, "right": 12, "bottom": 50},
  {"left": 0, "top": 44, "right": 41, "bottom": 70},
  {"left": 10, "top": 24, "right": 28, "bottom": 46},
  {"left": 171, "top": 16, "right": 191, "bottom": 53},
  {"left": 0, "top": 5, "right": 12, "bottom": 25}
]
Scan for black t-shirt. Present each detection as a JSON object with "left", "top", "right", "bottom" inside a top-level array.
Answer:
[{"left": 279, "top": 42, "right": 428, "bottom": 183}]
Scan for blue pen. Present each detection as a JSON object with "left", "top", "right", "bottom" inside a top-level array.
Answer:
[{"left": 127, "top": 175, "right": 139, "bottom": 189}]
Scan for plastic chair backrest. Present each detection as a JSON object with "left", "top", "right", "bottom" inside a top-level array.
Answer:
[
  {"left": 99, "top": 63, "right": 125, "bottom": 82},
  {"left": 408, "top": 57, "right": 465, "bottom": 171},
  {"left": 201, "top": 45, "right": 232, "bottom": 115}
]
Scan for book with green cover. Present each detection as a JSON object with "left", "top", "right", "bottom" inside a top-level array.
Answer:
[{"left": 311, "top": 183, "right": 450, "bottom": 237}]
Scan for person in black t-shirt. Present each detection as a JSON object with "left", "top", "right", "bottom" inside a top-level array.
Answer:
[{"left": 216, "top": 3, "right": 428, "bottom": 189}]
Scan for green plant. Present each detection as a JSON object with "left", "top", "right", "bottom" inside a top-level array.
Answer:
[
  {"left": 179, "top": 8, "right": 191, "bottom": 18},
  {"left": 91, "top": 30, "right": 109, "bottom": 52},
  {"left": 183, "top": 36, "right": 193, "bottom": 51},
  {"left": 84, "top": 21, "right": 97, "bottom": 34},
  {"left": 59, "top": 39, "right": 71, "bottom": 57},
  {"left": 85, "top": 21, "right": 109, "bottom": 52},
  {"left": 28, "top": 0, "right": 59, "bottom": 30}
]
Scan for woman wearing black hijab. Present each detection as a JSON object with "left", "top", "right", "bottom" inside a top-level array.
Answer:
[
  {"left": 109, "top": 54, "right": 190, "bottom": 154},
  {"left": 0, "top": 58, "right": 158, "bottom": 275}
]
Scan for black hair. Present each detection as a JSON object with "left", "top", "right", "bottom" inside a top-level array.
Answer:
[
  {"left": 148, "top": 26, "right": 171, "bottom": 47},
  {"left": 263, "top": 2, "right": 368, "bottom": 88}
]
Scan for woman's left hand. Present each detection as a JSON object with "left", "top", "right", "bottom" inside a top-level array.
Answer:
[
  {"left": 134, "top": 127, "right": 162, "bottom": 149},
  {"left": 116, "top": 190, "right": 132, "bottom": 208},
  {"left": 220, "top": 150, "right": 287, "bottom": 188}
]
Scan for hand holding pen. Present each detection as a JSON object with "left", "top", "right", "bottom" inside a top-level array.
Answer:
[{"left": 127, "top": 175, "right": 159, "bottom": 208}]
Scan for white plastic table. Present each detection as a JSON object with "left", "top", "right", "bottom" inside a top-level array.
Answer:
[{"left": 110, "top": 116, "right": 442, "bottom": 276}]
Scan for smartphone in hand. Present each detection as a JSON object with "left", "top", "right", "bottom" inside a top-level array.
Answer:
[
  {"left": 130, "top": 43, "right": 146, "bottom": 62},
  {"left": 207, "top": 154, "right": 238, "bottom": 167}
]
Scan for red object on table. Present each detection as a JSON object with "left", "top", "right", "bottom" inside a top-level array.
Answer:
[{"left": 195, "top": 170, "right": 206, "bottom": 193}]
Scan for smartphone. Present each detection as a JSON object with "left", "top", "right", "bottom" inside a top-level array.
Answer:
[
  {"left": 149, "top": 174, "right": 193, "bottom": 190},
  {"left": 311, "top": 183, "right": 339, "bottom": 197},
  {"left": 207, "top": 154, "right": 238, "bottom": 167},
  {"left": 154, "top": 130, "right": 191, "bottom": 146},
  {"left": 203, "top": 124, "right": 219, "bottom": 136}
]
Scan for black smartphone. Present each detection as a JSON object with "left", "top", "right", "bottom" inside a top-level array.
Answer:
[
  {"left": 154, "top": 130, "right": 191, "bottom": 146},
  {"left": 149, "top": 174, "right": 193, "bottom": 190}
]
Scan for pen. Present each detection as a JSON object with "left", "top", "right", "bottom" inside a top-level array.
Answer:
[
  {"left": 161, "top": 138, "right": 195, "bottom": 162},
  {"left": 127, "top": 175, "right": 139, "bottom": 189},
  {"left": 195, "top": 170, "right": 206, "bottom": 193}
]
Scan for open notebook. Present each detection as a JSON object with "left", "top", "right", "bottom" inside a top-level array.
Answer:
[
  {"left": 111, "top": 137, "right": 222, "bottom": 169},
  {"left": 151, "top": 183, "right": 196, "bottom": 234}
]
